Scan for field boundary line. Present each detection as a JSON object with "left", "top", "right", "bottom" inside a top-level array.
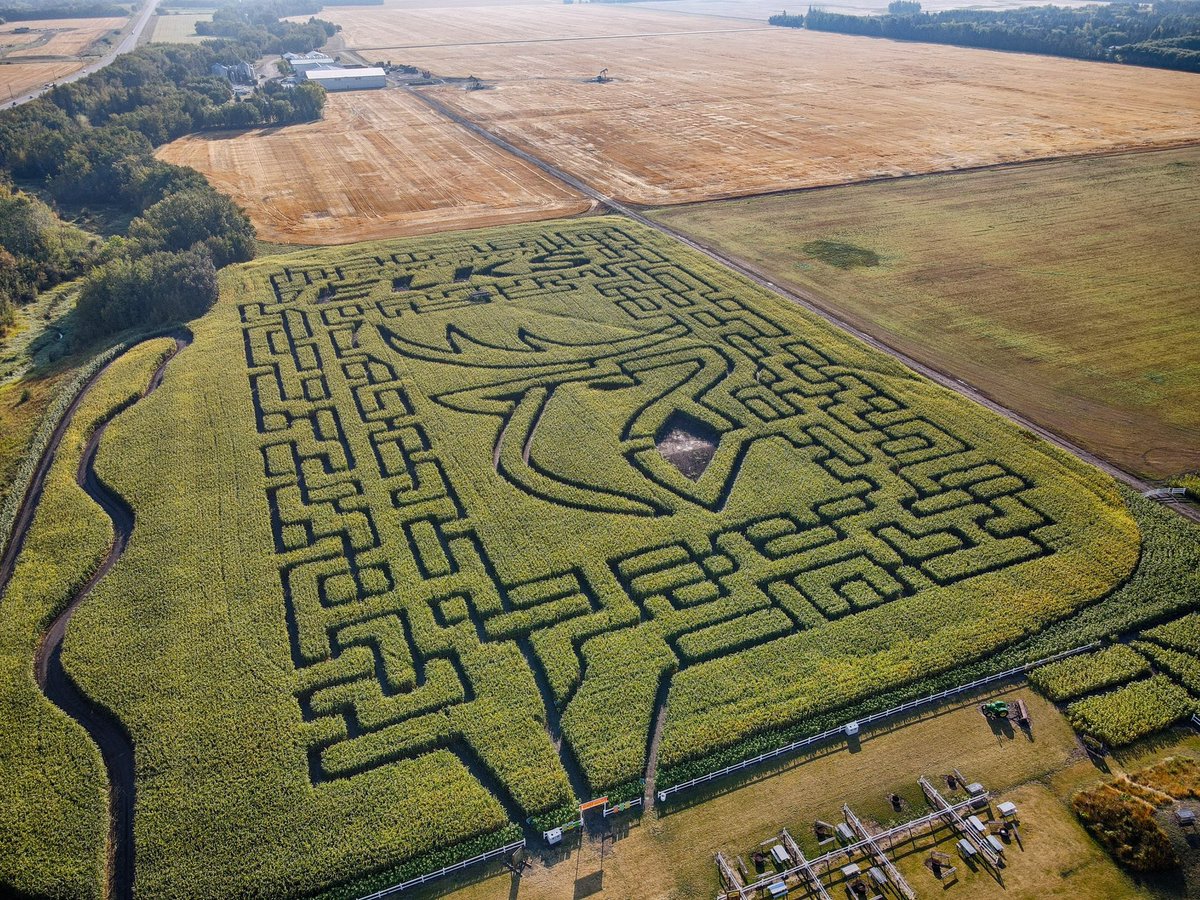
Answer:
[
  {"left": 654, "top": 642, "right": 1098, "bottom": 803},
  {"left": 356, "top": 839, "right": 526, "bottom": 899}
]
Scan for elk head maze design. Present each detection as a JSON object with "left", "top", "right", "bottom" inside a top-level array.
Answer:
[{"left": 240, "top": 224, "right": 1056, "bottom": 796}]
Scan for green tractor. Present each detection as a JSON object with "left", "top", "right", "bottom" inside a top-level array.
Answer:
[{"left": 981, "top": 701, "right": 1010, "bottom": 719}]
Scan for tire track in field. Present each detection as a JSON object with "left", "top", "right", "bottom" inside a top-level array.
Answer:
[{"left": 0, "top": 331, "right": 190, "bottom": 900}]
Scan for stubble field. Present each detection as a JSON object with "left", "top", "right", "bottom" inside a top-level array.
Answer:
[
  {"left": 313, "top": 2, "right": 763, "bottom": 50},
  {"left": 0, "top": 59, "right": 87, "bottom": 98},
  {"left": 156, "top": 89, "right": 593, "bottom": 244},
  {"left": 650, "top": 147, "right": 1200, "bottom": 479},
  {"left": 356, "top": 19, "right": 1200, "bottom": 205},
  {"left": 0, "top": 17, "right": 123, "bottom": 57}
]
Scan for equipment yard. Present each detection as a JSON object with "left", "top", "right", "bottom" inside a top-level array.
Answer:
[
  {"left": 365, "top": 21, "right": 1200, "bottom": 206},
  {"left": 156, "top": 89, "right": 594, "bottom": 244}
]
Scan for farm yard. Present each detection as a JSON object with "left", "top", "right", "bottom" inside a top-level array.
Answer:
[
  {"left": 650, "top": 148, "right": 1200, "bottom": 480},
  {"left": 413, "top": 686, "right": 1171, "bottom": 899},
  {"left": 355, "top": 20, "right": 1200, "bottom": 206},
  {"left": 0, "top": 217, "right": 1187, "bottom": 899},
  {"left": 156, "top": 90, "right": 594, "bottom": 244}
]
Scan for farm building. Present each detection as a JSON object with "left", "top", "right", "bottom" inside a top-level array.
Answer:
[
  {"left": 284, "top": 51, "right": 338, "bottom": 73},
  {"left": 303, "top": 67, "right": 386, "bottom": 91}
]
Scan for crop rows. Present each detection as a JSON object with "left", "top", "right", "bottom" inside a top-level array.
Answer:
[{"left": 235, "top": 218, "right": 1133, "bottom": 806}]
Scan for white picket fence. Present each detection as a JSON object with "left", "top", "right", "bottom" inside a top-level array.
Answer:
[
  {"left": 656, "top": 643, "right": 1098, "bottom": 803},
  {"left": 356, "top": 839, "right": 526, "bottom": 899}
]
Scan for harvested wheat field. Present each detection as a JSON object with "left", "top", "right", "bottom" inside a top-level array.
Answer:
[
  {"left": 315, "top": 3, "right": 763, "bottom": 50},
  {"left": 0, "top": 17, "right": 122, "bottom": 57},
  {"left": 0, "top": 60, "right": 86, "bottom": 97},
  {"left": 651, "top": 147, "right": 1200, "bottom": 479},
  {"left": 362, "top": 24, "right": 1200, "bottom": 205},
  {"left": 156, "top": 89, "right": 592, "bottom": 244}
]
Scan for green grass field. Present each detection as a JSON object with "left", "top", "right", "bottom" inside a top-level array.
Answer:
[
  {"left": 4, "top": 217, "right": 1198, "bottom": 898},
  {"left": 649, "top": 148, "right": 1200, "bottom": 480},
  {"left": 147, "top": 12, "right": 213, "bottom": 44}
]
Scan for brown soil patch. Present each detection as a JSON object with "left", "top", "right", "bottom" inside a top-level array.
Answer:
[
  {"left": 366, "top": 25, "right": 1200, "bottom": 205},
  {"left": 156, "top": 89, "right": 593, "bottom": 245},
  {"left": 656, "top": 411, "right": 718, "bottom": 481}
]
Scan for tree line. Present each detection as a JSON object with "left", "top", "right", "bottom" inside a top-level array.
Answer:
[
  {"left": 771, "top": 1, "right": 1200, "bottom": 73},
  {"left": 0, "top": 2, "right": 126, "bottom": 22},
  {"left": 0, "top": 0, "right": 334, "bottom": 340}
]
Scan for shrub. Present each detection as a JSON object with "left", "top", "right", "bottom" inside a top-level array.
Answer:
[{"left": 1073, "top": 783, "right": 1179, "bottom": 872}]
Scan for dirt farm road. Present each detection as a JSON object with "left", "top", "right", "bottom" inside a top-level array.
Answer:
[
  {"left": 410, "top": 85, "right": 1200, "bottom": 526},
  {"left": 0, "top": 0, "right": 161, "bottom": 111},
  {"left": 0, "top": 332, "right": 191, "bottom": 900}
]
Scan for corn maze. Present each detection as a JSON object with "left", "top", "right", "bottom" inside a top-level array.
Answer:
[{"left": 236, "top": 218, "right": 1134, "bottom": 819}]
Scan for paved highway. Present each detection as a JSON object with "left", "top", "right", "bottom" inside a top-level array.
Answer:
[{"left": 1, "top": 0, "right": 161, "bottom": 110}]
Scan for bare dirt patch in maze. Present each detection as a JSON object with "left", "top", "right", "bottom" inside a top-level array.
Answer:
[
  {"left": 656, "top": 411, "right": 718, "bottom": 481},
  {"left": 368, "top": 25, "right": 1200, "bottom": 206},
  {"left": 155, "top": 89, "right": 593, "bottom": 244}
]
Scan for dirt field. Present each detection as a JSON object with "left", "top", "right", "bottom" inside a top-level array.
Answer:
[
  {"left": 651, "top": 147, "right": 1200, "bottom": 480},
  {"left": 0, "top": 17, "right": 122, "bottom": 58},
  {"left": 147, "top": 13, "right": 212, "bottom": 44},
  {"left": 315, "top": 3, "right": 763, "bottom": 50},
  {"left": 0, "top": 60, "right": 87, "bottom": 98},
  {"left": 354, "top": 23, "right": 1200, "bottom": 205},
  {"left": 156, "top": 89, "right": 592, "bottom": 243},
  {"left": 422, "top": 686, "right": 1156, "bottom": 900}
]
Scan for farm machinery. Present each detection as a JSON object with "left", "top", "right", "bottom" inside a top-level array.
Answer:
[{"left": 980, "top": 698, "right": 1030, "bottom": 727}]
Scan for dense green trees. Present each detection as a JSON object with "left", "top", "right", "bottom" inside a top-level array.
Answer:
[
  {"left": 0, "top": 181, "right": 101, "bottom": 335},
  {"left": 783, "top": 1, "right": 1200, "bottom": 73},
  {"left": 75, "top": 250, "right": 218, "bottom": 337},
  {"left": 0, "top": 0, "right": 333, "bottom": 340},
  {"left": 129, "top": 187, "right": 257, "bottom": 266}
]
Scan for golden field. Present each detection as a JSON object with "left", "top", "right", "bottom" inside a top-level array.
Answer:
[
  {"left": 156, "top": 88, "right": 593, "bottom": 243},
  {"left": 0, "top": 17, "right": 122, "bottom": 57},
  {"left": 348, "top": 14, "right": 1200, "bottom": 205},
  {"left": 0, "top": 60, "right": 87, "bottom": 98}
]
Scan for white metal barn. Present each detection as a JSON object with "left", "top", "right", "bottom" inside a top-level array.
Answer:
[{"left": 303, "top": 67, "right": 386, "bottom": 91}]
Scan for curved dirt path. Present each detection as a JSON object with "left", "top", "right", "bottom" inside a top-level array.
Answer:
[{"left": 0, "top": 332, "right": 190, "bottom": 900}]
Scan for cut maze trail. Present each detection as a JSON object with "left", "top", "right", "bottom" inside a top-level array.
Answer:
[
  {"left": 406, "top": 85, "right": 1200, "bottom": 527},
  {"left": 0, "top": 332, "right": 191, "bottom": 900}
]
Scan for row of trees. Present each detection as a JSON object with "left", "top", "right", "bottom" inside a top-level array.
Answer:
[
  {"left": 0, "top": 3, "right": 125, "bottom": 21},
  {"left": 773, "top": 2, "right": 1200, "bottom": 73},
  {"left": 0, "top": 1, "right": 335, "bottom": 339}
]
